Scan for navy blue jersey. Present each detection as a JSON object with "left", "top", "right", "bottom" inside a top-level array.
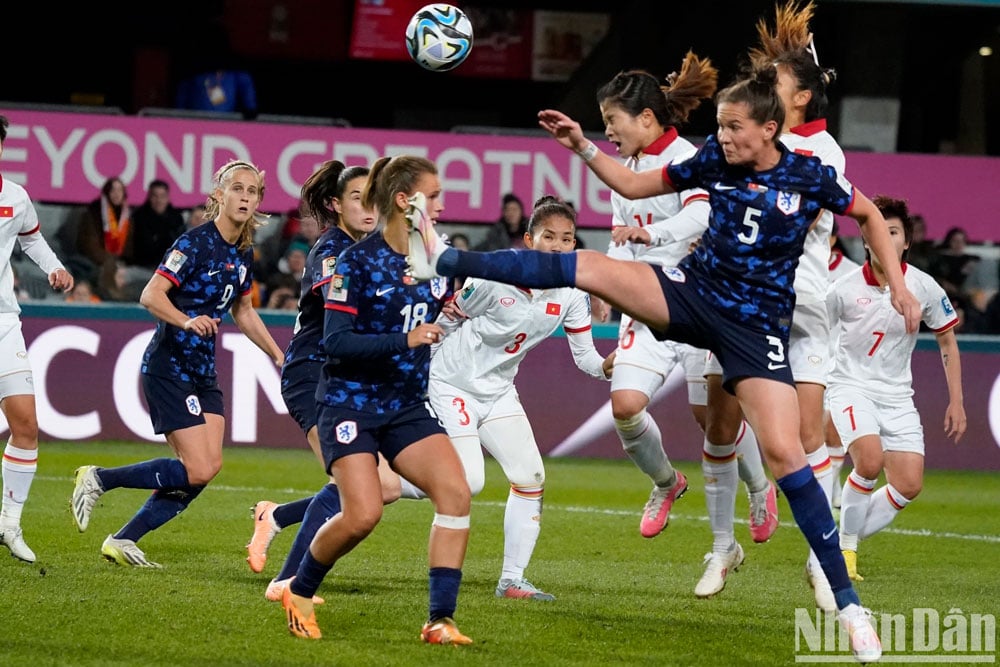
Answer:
[
  {"left": 141, "top": 222, "right": 254, "bottom": 383},
  {"left": 282, "top": 226, "right": 357, "bottom": 373},
  {"left": 319, "top": 232, "right": 451, "bottom": 414},
  {"left": 665, "top": 134, "right": 854, "bottom": 335}
]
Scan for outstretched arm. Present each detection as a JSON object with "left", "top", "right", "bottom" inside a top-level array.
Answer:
[
  {"left": 849, "top": 192, "right": 921, "bottom": 332},
  {"left": 538, "top": 109, "right": 674, "bottom": 200}
]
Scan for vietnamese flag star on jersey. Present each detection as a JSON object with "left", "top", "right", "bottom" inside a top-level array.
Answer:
[
  {"left": 545, "top": 302, "right": 561, "bottom": 316},
  {"left": 0, "top": 207, "right": 13, "bottom": 218}
]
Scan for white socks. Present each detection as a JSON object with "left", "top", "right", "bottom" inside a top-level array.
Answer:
[
  {"left": 616, "top": 410, "right": 676, "bottom": 488},
  {"left": 734, "top": 420, "right": 768, "bottom": 494},
  {"left": 500, "top": 486, "right": 543, "bottom": 581},
  {"left": 1, "top": 443, "right": 37, "bottom": 528},
  {"left": 702, "top": 440, "right": 738, "bottom": 554}
]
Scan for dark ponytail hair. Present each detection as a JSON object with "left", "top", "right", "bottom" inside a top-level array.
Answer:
[
  {"left": 527, "top": 196, "right": 576, "bottom": 237},
  {"left": 716, "top": 66, "right": 785, "bottom": 132}
]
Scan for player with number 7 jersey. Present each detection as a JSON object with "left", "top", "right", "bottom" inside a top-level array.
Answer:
[{"left": 825, "top": 195, "right": 965, "bottom": 587}]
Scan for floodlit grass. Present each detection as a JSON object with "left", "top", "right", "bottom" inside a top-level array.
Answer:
[{"left": 1, "top": 442, "right": 997, "bottom": 666}]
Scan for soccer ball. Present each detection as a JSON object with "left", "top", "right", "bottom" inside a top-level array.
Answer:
[{"left": 405, "top": 4, "right": 474, "bottom": 72}]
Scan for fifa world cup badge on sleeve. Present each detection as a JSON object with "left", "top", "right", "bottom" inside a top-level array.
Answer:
[
  {"left": 329, "top": 274, "right": 349, "bottom": 302},
  {"left": 165, "top": 250, "right": 187, "bottom": 272},
  {"left": 322, "top": 257, "right": 337, "bottom": 277}
]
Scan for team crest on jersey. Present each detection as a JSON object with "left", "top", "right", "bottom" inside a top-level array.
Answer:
[
  {"left": 857, "top": 297, "right": 871, "bottom": 305},
  {"left": 329, "top": 274, "right": 348, "bottom": 302},
  {"left": 335, "top": 420, "right": 358, "bottom": 444},
  {"left": 500, "top": 297, "right": 516, "bottom": 307},
  {"left": 238, "top": 264, "right": 247, "bottom": 284},
  {"left": 322, "top": 257, "right": 337, "bottom": 277},
  {"left": 776, "top": 191, "right": 801, "bottom": 215},
  {"left": 429, "top": 277, "right": 448, "bottom": 299},
  {"left": 941, "top": 296, "right": 955, "bottom": 315},
  {"left": 165, "top": 250, "right": 187, "bottom": 272},
  {"left": 185, "top": 394, "right": 202, "bottom": 416},
  {"left": 661, "top": 267, "right": 686, "bottom": 283}
]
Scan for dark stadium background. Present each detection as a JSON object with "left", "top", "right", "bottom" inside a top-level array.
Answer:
[{"left": 6, "top": 0, "right": 1000, "bottom": 155}]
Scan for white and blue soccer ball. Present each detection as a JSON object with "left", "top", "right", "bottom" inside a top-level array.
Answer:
[{"left": 405, "top": 4, "right": 474, "bottom": 72}]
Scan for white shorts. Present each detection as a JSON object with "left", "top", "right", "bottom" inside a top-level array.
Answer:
[
  {"left": 612, "top": 317, "right": 707, "bottom": 406},
  {"left": 0, "top": 314, "right": 33, "bottom": 399},
  {"left": 789, "top": 300, "right": 830, "bottom": 386},
  {"left": 428, "top": 379, "right": 544, "bottom": 490},
  {"left": 826, "top": 385, "right": 924, "bottom": 455}
]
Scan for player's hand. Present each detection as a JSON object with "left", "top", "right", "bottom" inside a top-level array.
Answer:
[
  {"left": 590, "top": 295, "right": 609, "bottom": 323},
  {"left": 538, "top": 110, "right": 587, "bottom": 152},
  {"left": 49, "top": 268, "right": 74, "bottom": 292},
  {"left": 183, "top": 315, "right": 221, "bottom": 337},
  {"left": 408, "top": 323, "right": 445, "bottom": 348},
  {"left": 611, "top": 227, "right": 652, "bottom": 246},
  {"left": 890, "top": 286, "right": 922, "bottom": 333},
  {"left": 944, "top": 401, "right": 967, "bottom": 443},
  {"left": 602, "top": 349, "right": 616, "bottom": 378},
  {"left": 441, "top": 299, "right": 468, "bottom": 322}
]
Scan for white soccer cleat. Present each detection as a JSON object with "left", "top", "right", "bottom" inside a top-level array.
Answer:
[
  {"left": 71, "top": 465, "right": 105, "bottom": 532},
  {"left": 404, "top": 192, "right": 448, "bottom": 281},
  {"left": 694, "top": 542, "right": 744, "bottom": 598},
  {"left": 838, "top": 603, "right": 882, "bottom": 663},
  {"left": 0, "top": 526, "right": 36, "bottom": 563},
  {"left": 101, "top": 535, "right": 162, "bottom": 569},
  {"left": 806, "top": 559, "right": 837, "bottom": 613}
]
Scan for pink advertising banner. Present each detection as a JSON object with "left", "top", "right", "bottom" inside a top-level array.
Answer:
[
  {"left": 1, "top": 109, "right": 998, "bottom": 236},
  {"left": 10, "top": 305, "right": 1000, "bottom": 471}
]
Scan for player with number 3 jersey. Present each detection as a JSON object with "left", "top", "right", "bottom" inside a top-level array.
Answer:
[{"left": 429, "top": 196, "right": 612, "bottom": 602}]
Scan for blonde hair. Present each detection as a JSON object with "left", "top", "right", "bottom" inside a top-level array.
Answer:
[{"left": 204, "top": 159, "right": 269, "bottom": 251}]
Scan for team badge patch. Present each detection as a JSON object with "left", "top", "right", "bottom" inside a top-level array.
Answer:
[
  {"left": 185, "top": 394, "right": 202, "bottom": 416},
  {"left": 662, "top": 267, "right": 686, "bottom": 283},
  {"left": 336, "top": 420, "right": 358, "bottom": 444},
  {"left": 461, "top": 283, "right": 476, "bottom": 299},
  {"left": 941, "top": 296, "right": 955, "bottom": 316},
  {"left": 776, "top": 191, "right": 801, "bottom": 215},
  {"left": 0, "top": 206, "right": 13, "bottom": 218},
  {"left": 322, "top": 257, "right": 337, "bottom": 277},
  {"left": 430, "top": 276, "right": 448, "bottom": 300},
  {"left": 545, "top": 302, "right": 561, "bottom": 316},
  {"left": 165, "top": 250, "right": 187, "bottom": 272},
  {"left": 329, "top": 274, "right": 348, "bottom": 302},
  {"left": 500, "top": 297, "right": 516, "bottom": 307},
  {"left": 857, "top": 297, "right": 871, "bottom": 305},
  {"left": 238, "top": 264, "right": 247, "bottom": 285}
]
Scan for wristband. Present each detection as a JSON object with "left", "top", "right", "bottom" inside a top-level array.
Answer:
[{"left": 576, "top": 141, "right": 599, "bottom": 162}]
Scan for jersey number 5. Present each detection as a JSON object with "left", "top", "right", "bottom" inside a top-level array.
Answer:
[{"left": 739, "top": 207, "right": 761, "bottom": 245}]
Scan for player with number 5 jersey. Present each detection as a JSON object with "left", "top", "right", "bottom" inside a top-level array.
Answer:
[
  {"left": 826, "top": 196, "right": 965, "bottom": 584},
  {"left": 429, "top": 196, "right": 613, "bottom": 602}
]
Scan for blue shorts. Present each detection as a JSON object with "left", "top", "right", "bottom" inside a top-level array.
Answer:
[
  {"left": 281, "top": 360, "right": 322, "bottom": 435},
  {"left": 316, "top": 401, "right": 447, "bottom": 473},
  {"left": 651, "top": 267, "right": 794, "bottom": 394},
  {"left": 142, "top": 373, "right": 224, "bottom": 435}
]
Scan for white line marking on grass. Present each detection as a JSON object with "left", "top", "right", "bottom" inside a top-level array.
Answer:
[{"left": 41, "top": 477, "right": 1000, "bottom": 544}]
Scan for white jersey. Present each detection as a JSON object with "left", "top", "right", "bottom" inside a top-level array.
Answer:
[
  {"left": 826, "top": 262, "right": 958, "bottom": 403},
  {"left": 430, "top": 276, "right": 607, "bottom": 399},
  {"left": 782, "top": 120, "right": 846, "bottom": 306},
  {"left": 0, "top": 174, "right": 65, "bottom": 315},
  {"left": 828, "top": 248, "right": 860, "bottom": 282},
  {"left": 608, "top": 128, "right": 709, "bottom": 268}
]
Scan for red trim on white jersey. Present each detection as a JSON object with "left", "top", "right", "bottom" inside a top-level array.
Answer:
[
  {"left": 932, "top": 317, "right": 960, "bottom": 333},
  {"left": 0, "top": 174, "right": 4, "bottom": 193},
  {"left": 829, "top": 249, "right": 845, "bottom": 272},
  {"left": 682, "top": 192, "right": 709, "bottom": 207},
  {"left": 862, "top": 261, "right": 909, "bottom": 287},
  {"left": 563, "top": 324, "right": 591, "bottom": 334},
  {"left": 17, "top": 224, "right": 41, "bottom": 236},
  {"left": 641, "top": 127, "right": 679, "bottom": 156},
  {"left": 789, "top": 118, "right": 828, "bottom": 137}
]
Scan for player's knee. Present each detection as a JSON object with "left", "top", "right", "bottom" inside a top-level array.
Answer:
[
  {"left": 895, "top": 480, "right": 922, "bottom": 500},
  {"left": 614, "top": 410, "right": 647, "bottom": 447},
  {"left": 185, "top": 461, "right": 222, "bottom": 486},
  {"left": 434, "top": 480, "right": 471, "bottom": 516},
  {"left": 508, "top": 469, "right": 545, "bottom": 489},
  {"left": 705, "top": 418, "right": 740, "bottom": 446},
  {"left": 432, "top": 513, "right": 471, "bottom": 530},
  {"left": 465, "top": 469, "right": 485, "bottom": 497},
  {"left": 344, "top": 504, "right": 383, "bottom": 537},
  {"left": 611, "top": 395, "right": 646, "bottom": 422},
  {"left": 5, "top": 413, "right": 38, "bottom": 442}
]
